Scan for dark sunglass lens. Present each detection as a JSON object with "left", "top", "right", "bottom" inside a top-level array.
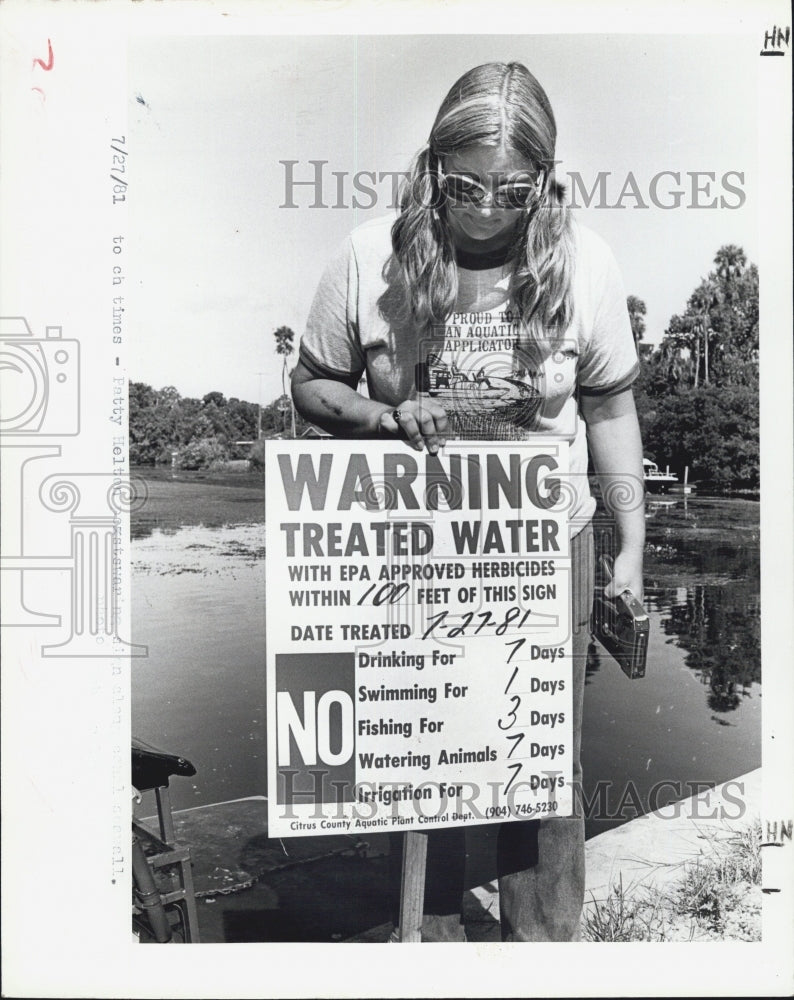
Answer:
[
  {"left": 495, "top": 184, "right": 535, "bottom": 208},
  {"left": 445, "top": 175, "right": 483, "bottom": 203}
]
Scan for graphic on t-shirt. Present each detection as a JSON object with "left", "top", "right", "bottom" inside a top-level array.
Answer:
[
  {"left": 415, "top": 353, "right": 541, "bottom": 423},
  {"left": 415, "top": 308, "right": 546, "bottom": 437}
]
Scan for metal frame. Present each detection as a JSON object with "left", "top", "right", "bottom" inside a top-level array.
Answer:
[{"left": 133, "top": 784, "right": 201, "bottom": 943}]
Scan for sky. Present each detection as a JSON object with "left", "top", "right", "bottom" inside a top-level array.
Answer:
[{"left": 128, "top": 33, "right": 758, "bottom": 407}]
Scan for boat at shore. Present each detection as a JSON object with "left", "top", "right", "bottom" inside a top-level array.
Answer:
[{"left": 643, "top": 458, "right": 680, "bottom": 492}]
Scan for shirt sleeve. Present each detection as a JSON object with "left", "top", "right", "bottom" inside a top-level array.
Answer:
[
  {"left": 577, "top": 239, "right": 640, "bottom": 397},
  {"left": 299, "top": 234, "right": 366, "bottom": 385}
]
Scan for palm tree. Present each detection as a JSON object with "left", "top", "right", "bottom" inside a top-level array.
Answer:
[
  {"left": 273, "top": 326, "right": 294, "bottom": 394},
  {"left": 714, "top": 245, "right": 747, "bottom": 294},
  {"left": 688, "top": 280, "right": 719, "bottom": 386},
  {"left": 626, "top": 295, "right": 647, "bottom": 352},
  {"left": 658, "top": 338, "right": 688, "bottom": 390},
  {"left": 273, "top": 325, "right": 296, "bottom": 437},
  {"left": 712, "top": 245, "right": 748, "bottom": 371}
]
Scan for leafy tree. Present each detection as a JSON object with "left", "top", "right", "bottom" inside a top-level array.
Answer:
[
  {"left": 128, "top": 374, "right": 335, "bottom": 467},
  {"left": 223, "top": 398, "right": 259, "bottom": 453},
  {"left": 633, "top": 245, "right": 758, "bottom": 490},
  {"left": 129, "top": 381, "right": 180, "bottom": 465},
  {"left": 130, "top": 383, "right": 258, "bottom": 464},
  {"left": 248, "top": 438, "right": 266, "bottom": 472},
  {"left": 641, "top": 384, "right": 758, "bottom": 489},
  {"left": 158, "top": 385, "right": 181, "bottom": 408},
  {"left": 202, "top": 390, "right": 226, "bottom": 408},
  {"left": 175, "top": 436, "right": 229, "bottom": 471}
]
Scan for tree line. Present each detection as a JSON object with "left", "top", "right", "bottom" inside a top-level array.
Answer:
[
  {"left": 128, "top": 381, "right": 307, "bottom": 469},
  {"left": 130, "top": 244, "right": 758, "bottom": 488},
  {"left": 129, "top": 325, "right": 306, "bottom": 469},
  {"left": 633, "top": 244, "right": 758, "bottom": 490}
]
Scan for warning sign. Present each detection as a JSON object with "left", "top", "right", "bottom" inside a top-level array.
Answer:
[{"left": 265, "top": 439, "right": 573, "bottom": 837}]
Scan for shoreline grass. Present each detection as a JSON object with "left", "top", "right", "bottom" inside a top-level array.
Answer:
[{"left": 582, "top": 820, "right": 762, "bottom": 942}]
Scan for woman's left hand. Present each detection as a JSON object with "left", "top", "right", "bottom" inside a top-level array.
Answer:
[{"left": 604, "top": 548, "right": 644, "bottom": 602}]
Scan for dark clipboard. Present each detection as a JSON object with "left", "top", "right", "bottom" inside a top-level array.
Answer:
[{"left": 591, "top": 555, "right": 650, "bottom": 679}]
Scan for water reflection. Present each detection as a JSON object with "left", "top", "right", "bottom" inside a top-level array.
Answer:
[
  {"left": 657, "top": 584, "right": 761, "bottom": 712},
  {"left": 586, "top": 583, "right": 761, "bottom": 716},
  {"left": 589, "top": 498, "right": 760, "bottom": 718}
]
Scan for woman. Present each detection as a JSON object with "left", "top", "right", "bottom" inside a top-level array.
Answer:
[{"left": 292, "top": 61, "right": 645, "bottom": 941}]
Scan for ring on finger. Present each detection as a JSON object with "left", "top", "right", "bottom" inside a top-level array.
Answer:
[{"left": 392, "top": 409, "right": 402, "bottom": 424}]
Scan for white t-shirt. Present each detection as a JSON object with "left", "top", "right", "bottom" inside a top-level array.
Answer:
[{"left": 300, "top": 213, "right": 639, "bottom": 529}]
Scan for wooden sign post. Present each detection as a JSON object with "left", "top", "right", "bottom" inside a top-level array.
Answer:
[{"left": 396, "top": 831, "right": 428, "bottom": 942}]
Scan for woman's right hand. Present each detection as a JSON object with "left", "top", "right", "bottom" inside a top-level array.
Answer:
[{"left": 377, "top": 399, "right": 448, "bottom": 454}]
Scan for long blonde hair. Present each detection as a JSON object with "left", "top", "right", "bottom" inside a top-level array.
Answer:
[{"left": 391, "top": 62, "right": 575, "bottom": 340}]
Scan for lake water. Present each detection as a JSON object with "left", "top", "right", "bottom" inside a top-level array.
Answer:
[{"left": 131, "top": 471, "right": 761, "bottom": 839}]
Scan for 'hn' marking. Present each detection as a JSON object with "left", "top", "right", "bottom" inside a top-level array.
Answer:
[{"left": 760, "top": 25, "right": 790, "bottom": 55}]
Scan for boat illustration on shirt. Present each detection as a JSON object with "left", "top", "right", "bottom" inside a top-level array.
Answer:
[{"left": 414, "top": 356, "right": 542, "bottom": 430}]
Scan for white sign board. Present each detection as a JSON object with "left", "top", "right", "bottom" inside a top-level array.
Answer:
[{"left": 266, "top": 439, "right": 573, "bottom": 837}]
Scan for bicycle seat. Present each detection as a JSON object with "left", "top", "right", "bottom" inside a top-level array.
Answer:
[{"left": 132, "top": 736, "right": 196, "bottom": 791}]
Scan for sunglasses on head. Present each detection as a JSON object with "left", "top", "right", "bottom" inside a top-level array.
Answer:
[{"left": 438, "top": 166, "right": 544, "bottom": 209}]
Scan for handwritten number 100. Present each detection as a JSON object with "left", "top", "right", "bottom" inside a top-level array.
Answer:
[{"left": 357, "top": 582, "right": 409, "bottom": 606}]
